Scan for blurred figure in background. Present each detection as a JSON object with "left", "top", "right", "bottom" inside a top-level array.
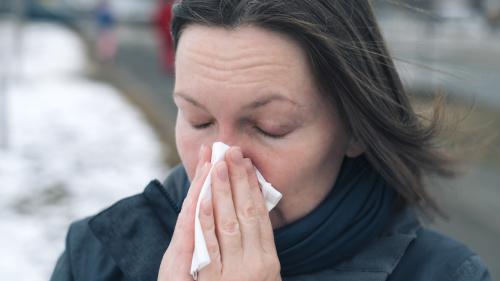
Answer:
[
  {"left": 485, "top": 0, "right": 500, "bottom": 29},
  {"left": 94, "top": 0, "right": 117, "bottom": 62},
  {"left": 154, "top": 0, "right": 175, "bottom": 73},
  {"left": 470, "top": 0, "right": 500, "bottom": 30}
]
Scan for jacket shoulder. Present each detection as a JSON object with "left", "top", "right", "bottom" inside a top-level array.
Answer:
[
  {"left": 51, "top": 166, "right": 190, "bottom": 281},
  {"left": 50, "top": 216, "right": 125, "bottom": 281},
  {"left": 389, "top": 227, "right": 491, "bottom": 281}
]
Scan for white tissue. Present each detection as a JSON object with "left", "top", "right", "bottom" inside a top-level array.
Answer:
[{"left": 190, "top": 142, "right": 282, "bottom": 280}]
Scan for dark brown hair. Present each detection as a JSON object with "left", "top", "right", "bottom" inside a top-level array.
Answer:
[{"left": 171, "top": 0, "right": 455, "bottom": 214}]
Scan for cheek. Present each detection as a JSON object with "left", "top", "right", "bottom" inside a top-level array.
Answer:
[
  {"left": 175, "top": 115, "right": 205, "bottom": 181},
  {"left": 249, "top": 124, "right": 348, "bottom": 196},
  {"left": 246, "top": 145, "right": 307, "bottom": 192}
]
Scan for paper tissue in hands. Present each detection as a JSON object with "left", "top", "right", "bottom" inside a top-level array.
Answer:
[{"left": 190, "top": 142, "right": 283, "bottom": 279}]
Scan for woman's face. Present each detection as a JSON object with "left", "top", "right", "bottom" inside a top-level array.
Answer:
[{"left": 174, "top": 25, "right": 361, "bottom": 226}]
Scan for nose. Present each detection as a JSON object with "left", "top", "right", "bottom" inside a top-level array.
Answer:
[
  {"left": 214, "top": 126, "right": 250, "bottom": 157},
  {"left": 212, "top": 128, "right": 262, "bottom": 172}
]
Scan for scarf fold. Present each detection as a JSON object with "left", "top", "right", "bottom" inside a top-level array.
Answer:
[{"left": 273, "top": 156, "right": 395, "bottom": 277}]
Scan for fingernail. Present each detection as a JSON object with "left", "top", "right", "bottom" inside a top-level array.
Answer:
[
  {"left": 217, "top": 162, "right": 228, "bottom": 181},
  {"left": 231, "top": 148, "right": 242, "bottom": 164}
]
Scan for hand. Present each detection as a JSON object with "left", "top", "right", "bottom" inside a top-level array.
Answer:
[
  {"left": 158, "top": 144, "right": 212, "bottom": 281},
  {"left": 197, "top": 147, "right": 282, "bottom": 281}
]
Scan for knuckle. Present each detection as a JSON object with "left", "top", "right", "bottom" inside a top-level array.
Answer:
[
  {"left": 231, "top": 169, "right": 247, "bottom": 182},
  {"left": 213, "top": 180, "right": 231, "bottom": 196},
  {"left": 255, "top": 204, "right": 267, "bottom": 218},
  {"left": 201, "top": 215, "right": 214, "bottom": 231},
  {"left": 206, "top": 242, "right": 219, "bottom": 257},
  {"left": 220, "top": 219, "right": 240, "bottom": 234},
  {"left": 239, "top": 204, "right": 258, "bottom": 221}
]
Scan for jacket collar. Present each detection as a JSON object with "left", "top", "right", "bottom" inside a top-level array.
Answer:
[{"left": 89, "top": 165, "right": 420, "bottom": 281}]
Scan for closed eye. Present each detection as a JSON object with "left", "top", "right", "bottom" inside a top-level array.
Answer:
[
  {"left": 191, "top": 122, "right": 289, "bottom": 139},
  {"left": 253, "top": 126, "right": 288, "bottom": 139},
  {"left": 192, "top": 122, "right": 212, "bottom": 129}
]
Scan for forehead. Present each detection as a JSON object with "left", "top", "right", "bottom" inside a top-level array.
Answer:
[
  {"left": 176, "top": 24, "right": 303, "bottom": 69},
  {"left": 174, "top": 25, "right": 321, "bottom": 107}
]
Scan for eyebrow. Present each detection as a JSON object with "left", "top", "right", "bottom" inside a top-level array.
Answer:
[
  {"left": 173, "top": 92, "right": 298, "bottom": 110},
  {"left": 173, "top": 92, "right": 206, "bottom": 109}
]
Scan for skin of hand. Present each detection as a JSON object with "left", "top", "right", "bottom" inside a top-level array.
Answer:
[
  {"left": 158, "top": 145, "right": 282, "bottom": 281},
  {"left": 157, "top": 144, "right": 212, "bottom": 281}
]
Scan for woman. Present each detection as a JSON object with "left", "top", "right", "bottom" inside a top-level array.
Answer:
[{"left": 51, "top": 0, "right": 492, "bottom": 280}]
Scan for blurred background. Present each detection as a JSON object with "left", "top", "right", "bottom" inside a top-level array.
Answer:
[{"left": 0, "top": 0, "right": 499, "bottom": 280}]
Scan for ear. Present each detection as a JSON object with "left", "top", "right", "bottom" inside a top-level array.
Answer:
[{"left": 345, "top": 138, "right": 365, "bottom": 158}]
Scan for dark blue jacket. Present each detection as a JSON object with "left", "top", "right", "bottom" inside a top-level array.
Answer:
[{"left": 50, "top": 165, "right": 492, "bottom": 281}]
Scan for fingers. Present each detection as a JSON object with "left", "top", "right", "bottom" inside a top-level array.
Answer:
[
  {"left": 198, "top": 197, "right": 222, "bottom": 279},
  {"left": 244, "top": 161, "right": 277, "bottom": 254},
  {"left": 185, "top": 144, "right": 212, "bottom": 211},
  {"left": 197, "top": 145, "right": 279, "bottom": 280},
  {"left": 226, "top": 148, "right": 263, "bottom": 255},
  {"left": 178, "top": 161, "right": 210, "bottom": 224},
  {"left": 211, "top": 161, "right": 243, "bottom": 264},
  {"left": 199, "top": 143, "right": 212, "bottom": 170},
  {"left": 194, "top": 144, "right": 211, "bottom": 182},
  {"left": 170, "top": 145, "right": 211, "bottom": 255},
  {"left": 159, "top": 145, "right": 212, "bottom": 280}
]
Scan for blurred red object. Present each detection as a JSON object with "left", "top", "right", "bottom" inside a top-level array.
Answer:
[
  {"left": 154, "top": 0, "right": 175, "bottom": 73},
  {"left": 95, "top": 0, "right": 117, "bottom": 62}
]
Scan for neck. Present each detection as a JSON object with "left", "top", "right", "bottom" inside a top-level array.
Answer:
[
  {"left": 270, "top": 208, "right": 287, "bottom": 229},
  {"left": 269, "top": 184, "right": 333, "bottom": 230}
]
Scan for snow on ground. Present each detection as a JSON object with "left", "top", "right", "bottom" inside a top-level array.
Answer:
[{"left": 0, "top": 21, "right": 169, "bottom": 280}]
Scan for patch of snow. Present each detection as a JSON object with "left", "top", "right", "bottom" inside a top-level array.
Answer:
[{"left": 0, "top": 21, "right": 169, "bottom": 280}]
